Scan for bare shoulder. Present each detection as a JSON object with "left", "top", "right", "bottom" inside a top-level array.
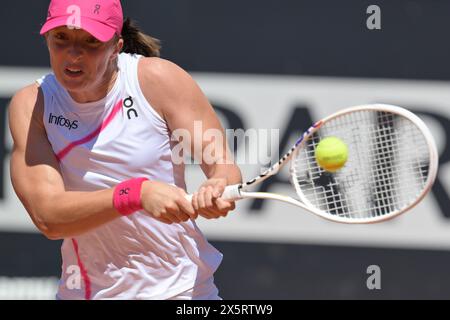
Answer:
[
  {"left": 8, "top": 84, "right": 44, "bottom": 137},
  {"left": 137, "top": 57, "right": 199, "bottom": 119},
  {"left": 138, "top": 57, "right": 193, "bottom": 85},
  {"left": 8, "top": 83, "right": 44, "bottom": 127}
]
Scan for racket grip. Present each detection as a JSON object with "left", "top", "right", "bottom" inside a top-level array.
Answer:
[{"left": 185, "top": 184, "right": 242, "bottom": 203}]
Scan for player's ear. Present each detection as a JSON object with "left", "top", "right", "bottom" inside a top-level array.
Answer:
[{"left": 110, "top": 36, "right": 124, "bottom": 61}]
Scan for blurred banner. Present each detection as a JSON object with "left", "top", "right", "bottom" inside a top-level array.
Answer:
[
  {"left": 1, "top": 69, "right": 449, "bottom": 250},
  {"left": 192, "top": 74, "right": 450, "bottom": 251}
]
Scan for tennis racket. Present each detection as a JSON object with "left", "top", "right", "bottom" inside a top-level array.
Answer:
[{"left": 187, "top": 104, "right": 439, "bottom": 224}]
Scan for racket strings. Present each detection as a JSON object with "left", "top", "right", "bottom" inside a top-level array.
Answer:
[{"left": 292, "top": 110, "right": 430, "bottom": 220}]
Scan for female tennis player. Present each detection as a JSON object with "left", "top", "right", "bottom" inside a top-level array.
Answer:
[{"left": 8, "top": 0, "right": 241, "bottom": 300}]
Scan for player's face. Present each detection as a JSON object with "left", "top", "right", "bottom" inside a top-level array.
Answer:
[{"left": 46, "top": 27, "right": 120, "bottom": 93}]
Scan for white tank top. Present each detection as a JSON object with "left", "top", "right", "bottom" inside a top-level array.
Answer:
[{"left": 37, "top": 53, "right": 222, "bottom": 300}]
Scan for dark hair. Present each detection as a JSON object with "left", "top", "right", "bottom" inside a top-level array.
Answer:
[{"left": 120, "top": 18, "right": 161, "bottom": 57}]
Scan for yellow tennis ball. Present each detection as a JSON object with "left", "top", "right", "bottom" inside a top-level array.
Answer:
[{"left": 315, "top": 136, "right": 348, "bottom": 172}]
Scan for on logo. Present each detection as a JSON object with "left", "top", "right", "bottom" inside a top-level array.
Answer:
[
  {"left": 119, "top": 188, "right": 130, "bottom": 195},
  {"left": 94, "top": 4, "right": 101, "bottom": 14},
  {"left": 366, "top": 264, "right": 381, "bottom": 290},
  {"left": 124, "top": 96, "right": 139, "bottom": 120}
]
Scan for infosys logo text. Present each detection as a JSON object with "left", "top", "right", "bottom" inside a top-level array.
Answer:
[{"left": 48, "top": 113, "right": 79, "bottom": 130}]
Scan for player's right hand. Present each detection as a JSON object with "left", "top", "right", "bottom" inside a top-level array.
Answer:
[{"left": 140, "top": 181, "right": 197, "bottom": 224}]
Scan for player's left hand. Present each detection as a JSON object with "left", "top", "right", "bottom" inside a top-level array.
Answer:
[{"left": 192, "top": 178, "right": 236, "bottom": 219}]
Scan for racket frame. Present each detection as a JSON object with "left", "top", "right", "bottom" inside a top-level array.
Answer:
[{"left": 199, "top": 104, "right": 439, "bottom": 224}]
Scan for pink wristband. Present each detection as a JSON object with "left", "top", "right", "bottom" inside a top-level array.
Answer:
[{"left": 113, "top": 178, "right": 148, "bottom": 216}]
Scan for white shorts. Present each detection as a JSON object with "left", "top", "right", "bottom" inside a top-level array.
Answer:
[{"left": 169, "top": 277, "right": 222, "bottom": 300}]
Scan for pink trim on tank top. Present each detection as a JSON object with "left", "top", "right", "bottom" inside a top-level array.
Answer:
[
  {"left": 71, "top": 238, "right": 92, "bottom": 300},
  {"left": 56, "top": 99, "right": 123, "bottom": 161}
]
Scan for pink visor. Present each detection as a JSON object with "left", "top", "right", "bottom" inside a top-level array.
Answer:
[{"left": 40, "top": 0, "right": 123, "bottom": 42}]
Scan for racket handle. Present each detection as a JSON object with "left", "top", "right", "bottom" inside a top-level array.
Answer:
[{"left": 185, "top": 184, "right": 242, "bottom": 202}]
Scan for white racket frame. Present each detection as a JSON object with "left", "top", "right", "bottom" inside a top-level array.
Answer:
[{"left": 188, "top": 104, "right": 439, "bottom": 224}]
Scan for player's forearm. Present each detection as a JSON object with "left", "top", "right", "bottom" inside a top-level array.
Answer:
[
  {"left": 33, "top": 188, "right": 121, "bottom": 240},
  {"left": 205, "top": 163, "right": 242, "bottom": 185}
]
